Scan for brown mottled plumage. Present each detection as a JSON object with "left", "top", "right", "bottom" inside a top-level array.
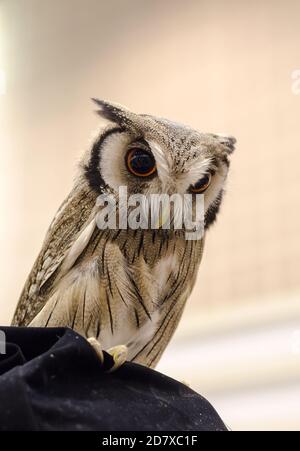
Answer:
[{"left": 12, "top": 100, "right": 235, "bottom": 368}]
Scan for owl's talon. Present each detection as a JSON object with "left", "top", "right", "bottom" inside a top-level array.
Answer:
[
  {"left": 87, "top": 337, "right": 104, "bottom": 364},
  {"left": 107, "top": 345, "right": 128, "bottom": 372},
  {"left": 87, "top": 338, "right": 128, "bottom": 372}
]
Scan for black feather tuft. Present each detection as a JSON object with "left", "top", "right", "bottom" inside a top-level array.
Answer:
[
  {"left": 204, "top": 190, "right": 224, "bottom": 230},
  {"left": 84, "top": 127, "right": 124, "bottom": 194},
  {"left": 91, "top": 98, "right": 129, "bottom": 126}
]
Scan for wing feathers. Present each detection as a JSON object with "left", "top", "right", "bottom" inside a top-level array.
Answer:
[{"left": 12, "top": 181, "right": 98, "bottom": 326}]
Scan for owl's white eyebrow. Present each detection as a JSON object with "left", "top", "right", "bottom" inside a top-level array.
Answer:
[
  {"left": 187, "top": 157, "right": 214, "bottom": 182},
  {"left": 147, "top": 140, "right": 170, "bottom": 179}
]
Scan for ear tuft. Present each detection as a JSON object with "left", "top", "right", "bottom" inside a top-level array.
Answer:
[
  {"left": 91, "top": 98, "right": 131, "bottom": 126},
  {"left": 213, "top": 134, "right": 236, "bottom": 154}
]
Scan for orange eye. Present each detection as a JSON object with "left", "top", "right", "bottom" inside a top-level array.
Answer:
[
  {"left": 190, "top": 173, "right": 212, "bottom": 193},
  {"left": 126, "top": 148, "right": 157, "bottom": 178}
]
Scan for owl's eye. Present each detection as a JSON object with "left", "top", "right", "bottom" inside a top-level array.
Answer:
[
  {"left": 190, "top": 173, "right": 212, "bottom": 193},
  {"left": 126, "top": 148, "right": 157, "bottom": 178}
]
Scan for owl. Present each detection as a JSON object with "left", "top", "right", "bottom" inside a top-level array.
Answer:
[{"left": 12, "top": 100, "right": 235, "bottom": 368}]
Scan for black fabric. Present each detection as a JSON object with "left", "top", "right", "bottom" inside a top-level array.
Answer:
[{"left": 0, "top": 326, "right": 227, "bottom": 431}]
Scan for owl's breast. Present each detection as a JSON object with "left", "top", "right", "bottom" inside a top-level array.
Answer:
[
  {"left": 100, "top": 234, "right": 203, "bottom": 361},
  {"left": 98, "top": 250, "right": 180, "bottom": 354}
]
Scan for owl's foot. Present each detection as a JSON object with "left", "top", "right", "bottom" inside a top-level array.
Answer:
[
  {"left": 87, "top": 337, "right": 128, "bottom": 372},
  {"left": 107, "top": 345, "right": 128, "bottom": 373}
]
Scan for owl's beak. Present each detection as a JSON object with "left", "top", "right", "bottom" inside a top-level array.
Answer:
[{"left": 155, "top": 206, "right": 171, "bottom": 229}]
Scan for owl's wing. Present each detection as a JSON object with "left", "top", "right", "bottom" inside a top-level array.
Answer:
[{"left": 12, "top": 182, "right": 99, "bottom": 326}]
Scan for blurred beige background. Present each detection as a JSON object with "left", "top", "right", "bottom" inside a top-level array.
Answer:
[{"left": 0, "top": 0, "right": 300, "bottom": 430}]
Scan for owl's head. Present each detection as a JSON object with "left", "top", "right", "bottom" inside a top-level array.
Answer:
[{"left": 83, "top": 99, "right": 235, "bottom": 230}]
